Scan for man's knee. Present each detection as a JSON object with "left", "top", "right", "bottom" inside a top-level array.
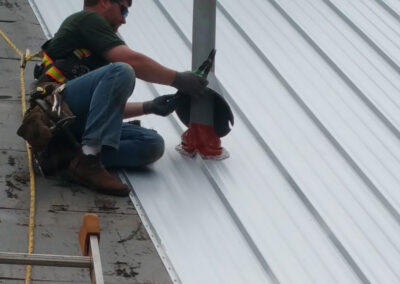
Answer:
[
  {"left": 111, "top": 62, "right": 136, "bottom": 95},
  {"left": 143, "top": 132, "right": 165, "bottom": 164},
  {"left": 108, "top": 125, "right": 166, "bottom": 168},
  {"left": 112, "top": 62, "right": 135, "bottom": 77}
]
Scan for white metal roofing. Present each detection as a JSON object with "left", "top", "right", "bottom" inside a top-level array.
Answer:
[{"left": 30, "top": 1, "right": 400, "bottom": 283}]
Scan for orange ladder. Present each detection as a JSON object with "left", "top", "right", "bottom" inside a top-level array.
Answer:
[{"left": 0, "top": 214, "right": 104, "bottom": 284}]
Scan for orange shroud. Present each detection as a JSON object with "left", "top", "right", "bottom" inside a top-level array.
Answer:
[{"left": 179, "top": 123, "right": 227, "bottom": 159}]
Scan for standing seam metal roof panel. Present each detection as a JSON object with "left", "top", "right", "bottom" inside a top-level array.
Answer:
[{"left": 29, "top": 1, "right": 400, "bottom": 283}]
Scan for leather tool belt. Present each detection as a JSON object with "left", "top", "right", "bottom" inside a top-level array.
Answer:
[{"left": 17, "top": 82, "right": 76, "bottom": 152}]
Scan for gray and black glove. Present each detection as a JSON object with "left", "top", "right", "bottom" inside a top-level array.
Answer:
[
  {"left": 143, "top": 94, "right": 177, "bottom": 117},
  {"left": 171, "top": 71, "right": 208, "bottom": 97}
]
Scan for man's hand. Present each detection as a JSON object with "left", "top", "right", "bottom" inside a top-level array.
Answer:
[
  {"left": 142, "top": 95, "right": 177, "bottom": 116},
  {"left": 171, "top": 71, "right": 208, "bottom": 97}
]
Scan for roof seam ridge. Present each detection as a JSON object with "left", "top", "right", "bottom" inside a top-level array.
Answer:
[
  {"left": 145, "top": 82, "right": 280, "bottom": 283},
  {"left": 322, "top": 0, "right": 400, "bottom": 74},
  {"left": 276, "top": 0, "right": 400, "bottom": 141},
  {"left": 201, "top": 41, "right": 371, "bottom": 282},
  {"left": 222, "top": 76, "right": 371, "bottom": 283},
  {"left": 153, "top": 0, "right": 191, "bottom": 50},
  {"left": 220, "top": 0, "right": 400, "bottom": 231},
  {"left": 219, "top": 0, "right": 400, "bottom": 142},
  {"left": 268, "top": 0, "right": 400, "bottom": 231},
  {"left": 250, "top": 0, "right": 400, "bottom": 282},
  {"left": 374, "top": 0, "right": 400, "bottom": 22},
  {"left": 199, "top": 162, "right": 281, "bottom": 284}
]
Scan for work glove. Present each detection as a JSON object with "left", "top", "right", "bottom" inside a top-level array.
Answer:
[
  {"left": 143, "top": 94, "right": 177, "bottom": 117},
  {"left": 171, "top": 71, "right": 208, "bottom": 97}
]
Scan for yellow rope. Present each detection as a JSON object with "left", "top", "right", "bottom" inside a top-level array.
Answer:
[
  {"left": 21, "top": 59, "right": 36, "bottom": 284},
  {"left": 0, "top": 29, "right": 36, "bottom": 284},
  {"left": 0, "top": 29, "right": 23, "bottom": 58}
]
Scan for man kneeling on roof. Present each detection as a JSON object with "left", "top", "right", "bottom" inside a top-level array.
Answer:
[{"left": 33, "top": 0, "right": 208, "bottom": 196}]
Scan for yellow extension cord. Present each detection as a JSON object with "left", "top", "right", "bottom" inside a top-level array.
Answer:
[{"left": 0, "top": 29, "right": 36, "bottom": 284}]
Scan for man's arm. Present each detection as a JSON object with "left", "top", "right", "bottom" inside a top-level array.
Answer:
[
  {"left": 123, "top": 102, "right": 144, "bottom": 119},
  {"left": 104, "top": 45, "right": 208, "bottom": 96},
  {"left": 104, "top": 45, "right": 176, "bottom": 85}
]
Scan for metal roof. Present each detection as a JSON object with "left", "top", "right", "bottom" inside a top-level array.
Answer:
[{"left": 30, "top": 1, "right": 400, "bottom": 283}]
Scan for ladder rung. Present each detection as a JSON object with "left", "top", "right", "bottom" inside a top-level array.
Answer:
[{"left": 0, "top": 252, "right": 92, "bottom": 268}]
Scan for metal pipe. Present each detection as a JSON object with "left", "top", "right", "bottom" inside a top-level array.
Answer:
[{"left": 190, "top": 0, "right": 216, "bottom": 125}]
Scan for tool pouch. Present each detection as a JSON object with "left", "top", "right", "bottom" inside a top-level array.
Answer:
[{"left": 17, "top": 82, "right": 75, "bottom": 152}]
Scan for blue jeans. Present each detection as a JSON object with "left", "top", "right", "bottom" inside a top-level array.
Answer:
[{"left": 63, "top": 62, "right": 165, "bottom": 168}]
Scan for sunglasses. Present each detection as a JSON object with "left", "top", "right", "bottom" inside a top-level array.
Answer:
[
  {"left": 120, "top": 5, "right": 129, "bottom": 19},
  {"left": 113, "top": 1, "right": 129, "bottom": 19}
]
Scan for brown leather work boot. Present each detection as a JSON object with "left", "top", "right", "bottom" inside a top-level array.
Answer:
[{"left": 68, "top": 152, "right": 130, "bottom": 196}]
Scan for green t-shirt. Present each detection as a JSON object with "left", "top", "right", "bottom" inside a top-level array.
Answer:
[{"left": 44, "top": 10, "right": 125, "bottom": 77}]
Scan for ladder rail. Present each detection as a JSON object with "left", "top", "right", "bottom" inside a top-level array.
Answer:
[
  {"left": 0, "top": 252, "right": 91, "bottom": 268},
  {"left": 89, "top": 235, "right": 104, "bottom": 284}
]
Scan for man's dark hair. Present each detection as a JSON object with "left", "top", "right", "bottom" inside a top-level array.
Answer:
[{"left": 84, "top": 0, "right": 132, "bottom": 7}]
